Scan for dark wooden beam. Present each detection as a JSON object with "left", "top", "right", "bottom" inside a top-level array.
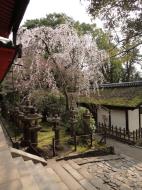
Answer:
[
  {"left": 95, "top": 108, "right": 98, "bottom": 128},
  {"left": 125, "top": 110, "right": 129, "bottom": 132},
  {"left": 109, "top": 109, "right": 111, "bottom": 127}
]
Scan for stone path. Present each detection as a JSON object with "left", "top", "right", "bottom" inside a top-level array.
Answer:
[
  {"left": 0, "top": 119, "right": 142, "bottom": 190},
  {"left": 106, "top": 138, "right": 142, "bottom": 162},
  {"left": 72, "top": 155, "right": 142, "bottom": 190}
]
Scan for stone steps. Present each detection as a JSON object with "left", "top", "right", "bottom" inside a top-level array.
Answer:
[
  {"left": 1, "top": 122, "right": 141, "bottom": 190},
  {"left": 74, "top": 154, "right": 124, "bottom": 165},
  {"left": 60, "top": 160, "right": 97, "bottom": 190},
  {"left": 14, "top": 157, "right": 39, "bottom": 190},
  {"left": 23, "top": 158, "right": 69, "bottom": 190},
  {"left": 67, "top": 159, "right": 81, "bottom": 170},
  {"left": 0, "top": 123, "right": 79, "bottom": 189},
  {"left": 48, "top": 159, "right": 85, "bottom": 190}
]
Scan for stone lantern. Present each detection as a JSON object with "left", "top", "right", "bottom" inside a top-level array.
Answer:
[
  {"left": 52, "top": 114, "right": 61, "bottom": 147},
  {"left": 83, "top": 110, "right": 91, "bottom": 135},
  {"left": 70, "top": 107, "right": 78, "bottom": 137},
  {"left": 14, "top": 107, "right": 21, "bottom": 127},
  {"left": 22, "top": 106, "right": 42, "bottom": 148},
  {"left": 17, "top": 109, "right": 25, "bottom": 130}
]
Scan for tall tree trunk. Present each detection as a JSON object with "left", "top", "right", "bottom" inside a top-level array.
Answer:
[{"left": 63, "top": 88, "right": 70, "bottom": 111}]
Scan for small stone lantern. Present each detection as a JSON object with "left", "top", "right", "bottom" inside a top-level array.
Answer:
[
  {"left": 83, "top": 110, "right": 91, "bottom": 134},
  {"left": 14, "top": 107, "right": 23, "bottom": 128},
  {"left": 52, "top": 114, "right": 61, "bottom": 147},
  {"left": 22, "top": 107, "right": 42, "bottom": 147},
  {"left": 70, "top": 107, "right": 78, "bottom": 136}
]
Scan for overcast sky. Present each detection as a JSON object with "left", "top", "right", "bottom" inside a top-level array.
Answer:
[{"left": 22, "top": 0, "right": 92, "bottom": 25}]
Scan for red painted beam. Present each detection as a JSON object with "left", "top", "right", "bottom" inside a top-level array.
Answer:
[{"left": 0, "top": 47, "right": 18, "bottom": 82}]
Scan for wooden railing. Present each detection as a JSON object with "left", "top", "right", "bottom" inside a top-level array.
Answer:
[
  {"left": 52, "top": 133, "right": 94, "bottom": 157},
  {"left": 96, "top": 122, "right": 142, "bottom": 144}
]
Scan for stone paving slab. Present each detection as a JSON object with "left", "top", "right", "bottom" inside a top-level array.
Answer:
[
  {"left": 80, "top": 179, "right": 97, "bottom": 190},
  {"left": 0, "top": 179, "right": 23, "bottom": 190},
  {"left": 46, "top": 168, "right": 61, "bottom": 182},
  {"left": 14, "top": 157, "right": 32, "bottom": 177},
  {"left": 71, "top": 154, "right": 142, "bottom": 190},
  {"left": 20, "top": 175, "right": 39, "bottom": 190},
  {"left": 0, "top": 162, "right": 20, "bottom": 185},
  {"left": 75, "top": 154, "right": 125, "bottom": 165},
  {"left": 0, "top": 148, "right": 13, "bottom": 163}
]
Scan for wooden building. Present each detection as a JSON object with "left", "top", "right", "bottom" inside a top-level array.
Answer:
[{"left": 79, "top": 81, "right": 142, "bottom": 132}]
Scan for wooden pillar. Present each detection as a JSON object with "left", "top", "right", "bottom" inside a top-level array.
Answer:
[
  {"left": 109, "top": 109, "right": 111, "bottom": 128},
  {"left": 52, "top": 138, "right": 56, "bottom": 157},
  {"left": 125, "top": 110, "right": 129, "bottom": 133},
  {"left": 95, "top": 108, "right": 98, "bottom": 128},
  {"left": 74, "top": 134, "right": 77, "bottom": 151}
]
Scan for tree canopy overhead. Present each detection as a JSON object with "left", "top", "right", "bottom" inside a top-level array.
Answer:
[
  {"left": 24, "top": 13, "right": 97, "bottom": 36},
  {"left": 17, "top": 12, "right": 142, "bottom": 86},
  {"left": 86, "top": 0, "right": 142, "bottom": 53},
  {"left": 24, "top": 13, "right": 74, "bottom": 29}
]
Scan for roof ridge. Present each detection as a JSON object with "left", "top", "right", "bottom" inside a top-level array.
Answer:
[{"left": 100, "top": 81, "right": 142, "bottom": 88}]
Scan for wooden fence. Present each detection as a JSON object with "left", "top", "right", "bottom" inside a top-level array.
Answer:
[
  {"left": 52, "top": 133, "right": 93, "bottom": 157},
  {"left": 96, "top": 122, "right": 142, "bottom": 144}
]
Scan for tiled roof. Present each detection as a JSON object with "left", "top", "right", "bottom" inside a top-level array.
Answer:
[
  {"left": 100, "top": 81, "right": 142, "bottom": 88},
  {"left": 79, "top": 82, "right": 142, "bottom": 108},
  {"left": 0, "top": 0, "right": 30, "bottom": 38},
  {"left": 0, "top": 0, "right": 30, "bottom": 83}
]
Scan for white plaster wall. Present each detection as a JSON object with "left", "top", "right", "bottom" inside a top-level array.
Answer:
[
  {"left": 111, "top": 110, "right": 126, "bottom": 129},
  {"left": 97, "top": 108, "right": 109, "bottom": 126},
  {"left": 128, "top": 109, "right": 139, "bottom": 131}
]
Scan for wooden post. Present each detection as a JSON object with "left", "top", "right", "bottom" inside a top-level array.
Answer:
[
  {"left": 138, "top": 129, "right": 141, "bottom": 139},
  {"left": 111, "top": 125, "right": 113, "bottom": 136},
  {"left": 95, "top": 108, "right": 98, "bottom": 129},
  {"left": 99, "top": 123, "right": 101, "bottom": 133},
  {"left": 136, "top": 129, "right": 138, "bottom": 140},
  {"left": 52, "top": 138, "right": 56, "bottom": 157},
  {"left": 109, "top": 109, "right": 111, "bottom": 129},
  {"left": 90, "top": 132, "right": 93, "bottom": 147},
  {"left": 97, "top": 122, "right": 100, "bottom": 133},
  {"left": 128, "top": 130, "right": 130, "bottom": 142},
  {"left": 125, "top": 110, "right": 129, "bottom": 133},
  {"left": 112, "top": 125, "right": 114, "bottom": 136},
  {"left": 119, "top": 127, "right": 121, "bottom": 139},
  {"left": 115, "top": 126, "right": 118, "bottom": 138},
  {"left": 104, "top": 123, "right": 107, "bottom": 135},
  {"left": 102, "top": 123, "right": 104, "bottom": 133},
  {"left": 123, "top": 128, "right": 126, "bottom": 140},
  {"left": 74, "top": 134, "right": 77, "bottom": 151},
  {"left": 109, "top": 124, "right": 111, "bottom": 135}
]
